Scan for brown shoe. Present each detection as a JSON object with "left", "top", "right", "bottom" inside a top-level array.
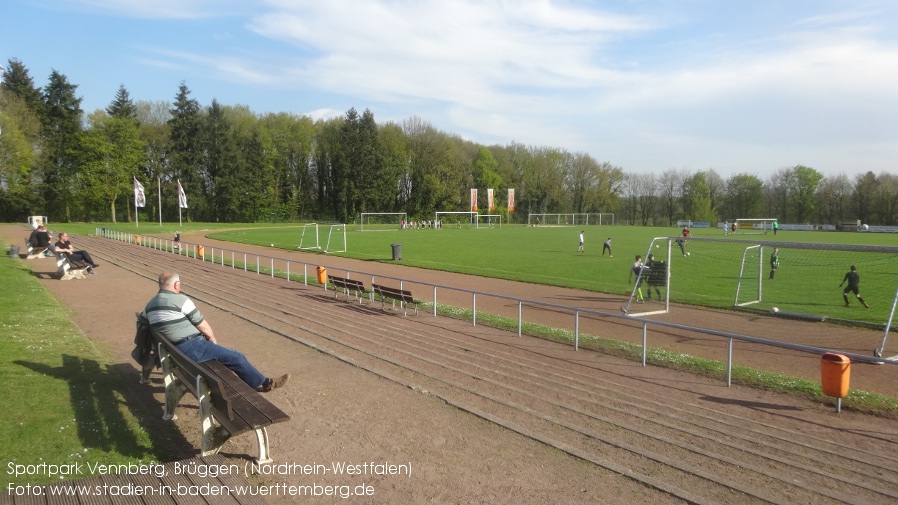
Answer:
[{"left": 258, "top": 374, "right": 289, "bottom": 392}]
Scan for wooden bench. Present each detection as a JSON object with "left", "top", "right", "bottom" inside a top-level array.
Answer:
[
  {"left": 54, "top": 249, "right": 91, "bottom": 280},
  {"left": 327, "top": 274, "right": 369, "bottom": 303},
  {"left": 372, "top": 283, "right": 418, "bottom": 316},
  {"left": 139, "top": 326, "right": 290, "bottom": 464},
  {"left": 25, "top": 239, "right": 50, "bottom": 259}
]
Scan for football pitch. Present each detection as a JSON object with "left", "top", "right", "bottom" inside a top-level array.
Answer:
[{"left": 209, "top": 224, "right": 898, "bottom": 326}]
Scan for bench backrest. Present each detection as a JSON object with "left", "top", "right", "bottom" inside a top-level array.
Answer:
[
  {"left": 372, "top": 284, "right": 413, "bottom": 302},
  {"left": 152, "top": 331, "right": 235, "bottom": 420},
  {"left": 328, "top": 275, "right": 366, "bottom": 290}
]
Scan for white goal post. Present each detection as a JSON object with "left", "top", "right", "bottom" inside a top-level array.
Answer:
[
  {"left": 360, "top": 212, "right": 407, "bottom": 231},
  {"left": 476, "top": 214, "right": 502, "bottom": 228},
  {"left": 734, "top": 218, "right": 778, "bottom": 234},
  {"left": 323, "top": 224, "right": 347, "bottom": 253},
  {"left": 297, "top": 223, "right": 320, "bottom": 251},
  {"left": 734, "top": 245, "right": 763, "bottom": 307},
  {"left": 435, "top": 211, "right": 478, "bottom": 228},
  {"left": 527, "top": 213, "right": 614, "bottom": 226}
]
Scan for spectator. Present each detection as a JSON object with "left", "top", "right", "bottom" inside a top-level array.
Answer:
[
  {"left": 54, "top": 232, "right": 100, "bottom": 273},
  {"left": 144, "top": 271, "right": 289, "bottom": 392}
]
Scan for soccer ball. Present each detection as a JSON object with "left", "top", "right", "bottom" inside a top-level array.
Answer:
[
  {"left": 655, "top": 244, "right": 659, "bottom": 248},
  {"left": 270, "top": 243, "right": 274, "bottom": 247},
  {"left": 771, "top": 307, "right": 780, "bottom": 313},
  {"left": 686, "top": 252, "right": 690, "bottom": 256}
]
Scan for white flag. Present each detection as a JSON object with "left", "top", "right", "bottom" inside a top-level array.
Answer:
[
  {"left": 133, "top": 177, "right": 146, "bottom": 207},
  {"left": 177, "top": 179, "right": 188, "bottom": 209}
]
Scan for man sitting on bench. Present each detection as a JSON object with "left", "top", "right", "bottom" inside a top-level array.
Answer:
[
  {"left": 55, "top": 232, "right": 100, "bottom": 273},
  {"left": 144, "top": 271, "right": 289, "bottom": 392},
  {"left": 30, "top": 225, "right": 54, "bottom": 256}
]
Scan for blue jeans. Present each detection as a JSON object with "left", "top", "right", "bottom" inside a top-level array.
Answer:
[{"left": 177, "top": 337, "right": 266, "bottom": 389}]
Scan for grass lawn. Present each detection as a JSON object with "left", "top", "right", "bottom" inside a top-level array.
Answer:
[
  {"left": 58, "top": 221, "right": 898, "bottom": 325},
  {"left": 0, "top": 239, "right": 166, "bottom": 485},
  {"left": 201, "top": 223, "right": 898, "bottom": 326}
]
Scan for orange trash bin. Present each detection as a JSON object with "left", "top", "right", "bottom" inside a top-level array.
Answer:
[
  {"left": 316, "top": 266, "right": 327, "bottom": 284},
  {"left": 135, "top": 234, "right": 141, "bottom": 245},
  {"left": 820, "top": 352, "right": 850, "bottom": 398},
  {"left": 198, "top": 245, "right": 205, "bottom": 258}
]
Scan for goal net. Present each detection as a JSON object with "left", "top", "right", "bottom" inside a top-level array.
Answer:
[
  {"left": 323, "top": 224, "right": 347, "bottom": 253},
  {"left": 624, "top": 238, "right": 898, "bottom": 347},
  {"left": 360, "top": 212, "right": 407, "bottom": 231},
  {"left": 528, "top": 213, "right": 614, "bottom": 226},
  {"left": 734, "top": 218, "right": 777, "bottom": 234},
  {"left": 436, "top": 211, "right": 478, "bottom": 229},
  {"left": 297, "top": 223, "right": 320, "bottom": 251},
  {"left": 476, "top": 214, "right": 502, "bottom": 228}
]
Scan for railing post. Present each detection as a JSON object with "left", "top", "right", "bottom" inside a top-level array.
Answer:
[
  {"left": 518, "top": 301, "right": 522, "bottom": 337},
  {"left": 575, "top": 311, "right": 580, "bottom": 351},
  {"left": 472, "top": 293, "right": 477, "bottom": 326},
  {"left": 433, "top": 286, "right": 437, "bottom": 317},
  {"left": 642, "top": 322, "right": 648, "bottom": 366},
  {"left": 727, "top": 338, "right": 733, "bottom": 387}
]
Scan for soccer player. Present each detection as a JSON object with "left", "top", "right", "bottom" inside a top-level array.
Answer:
[
  {"left": 628, "top": 255, "right": 645, "bottom": 303},
  {"left": 578, "top": 231, "right": 585, "bottom": 253},
  {"left": 839, "top": 265, "right": 869, "bottom": 308},
  {"left": 602, "top": 237, "right": 612, "bottom": 257},
  {"left": 645, "top": 254, "right": 664, "bottom": 300},
  {"left": 676, "top": 237, "right": 687, "bottom": 256},
  {"left": 769, "top": 248, "right": 779, "bottom": 279}
]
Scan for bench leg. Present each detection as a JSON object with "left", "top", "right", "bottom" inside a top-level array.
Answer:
[
  {"left": 254, "top": 428, "right": 273, "bottom": 464},
  {"left": 198, "top": 379, "right": 232, "bottom": 457},
  {"left": 160, "top": 347, "right": 189, "bottom": 420}
]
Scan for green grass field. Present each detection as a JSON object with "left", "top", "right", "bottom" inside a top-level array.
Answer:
[
  {"left": 58, "top": 221, "right": 898, "bottom": 325},
  {"left": 200, "top": 224, "right": 898, "bottom": 326}
]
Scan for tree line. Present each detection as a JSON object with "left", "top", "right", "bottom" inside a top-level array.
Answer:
[{"left": 1, "top": 58, "right": 895, "bottom": 226}]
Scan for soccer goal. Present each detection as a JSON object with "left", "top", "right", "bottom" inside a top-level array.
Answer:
[
  {"left": 360, "top": 212, "right": 407, "bottom": 231},
  {"left": 476, "top": 214, "right": 502, "bottom": 228},
  {"left": 734, "top": 245, "right": 763, "bottom": 307},
  {"left": 622, "top": 237, "right": 672, "bottom": 318},
  {"left": 734, "top": 218, "right": 777, "bottom": 234},
  {"left": 323, "top": 224, "right": 347, "bottom": 253},
  {"left": 528, "top": 213, "right": 614, "bottom": 226},
  {"left": 436, "top": 211, "right": 478, "bottom": 229},
  {"left": 297, "top": 223, "right": 320, "bottom": 251}
]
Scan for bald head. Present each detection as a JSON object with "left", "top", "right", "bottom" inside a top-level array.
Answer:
[{"left": 158, "top": 271, "right": 180, "bottom": 290}]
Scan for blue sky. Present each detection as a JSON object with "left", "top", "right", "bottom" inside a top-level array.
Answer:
[{"left": 3, "top": 0, "right": 898, "bottom": 179}]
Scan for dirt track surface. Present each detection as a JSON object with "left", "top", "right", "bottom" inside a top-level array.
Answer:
[{"left": 6, "top": 226, "right": 898, "bottom": 504}]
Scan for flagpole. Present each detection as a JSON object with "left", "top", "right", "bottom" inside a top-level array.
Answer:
[
  {"left": 135, "top": 194, "right": 139, "bottom": 228},
  {"left": 158, "top": 177, "right": 162, "bottom": 226}
]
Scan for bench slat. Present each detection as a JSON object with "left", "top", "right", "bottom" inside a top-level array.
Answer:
[
  {"left": 327, "top": 274, "right": 369, "bottom": 303},
  {"left": 147, "top": 329, "right": 289, "bottom": 462},
  {"left": 205, "top": 361, "right": 289, "bottom": 429},
  {"left": 371, "top": 283, "right": 418, "bottom": 316}
]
